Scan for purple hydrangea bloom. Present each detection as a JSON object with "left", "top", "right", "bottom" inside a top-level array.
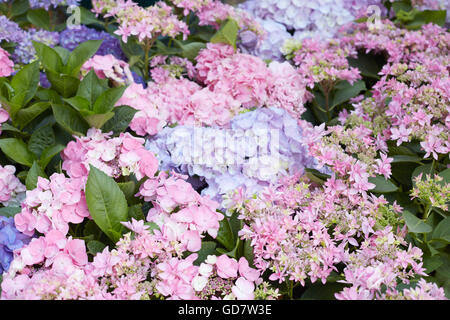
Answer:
[
  {"left": 29, "top": 0, "right": 80, "bottom": 10},
  {"left": 0, "top": 16, "right": 26, "bottom": 44},
  {"left": 131, "top": 71, "right": 146, "bottom": 87},
  {"left": 239, "top": 18, "right": 292, "bottom": 61},
  {"left": 238, "top": 0, "right": 387, "bottom": 44},
  {"left": 146, "top": 107, "right": 329, "bottom": 205},
  {"left": 59, "top": 25, "right": 125, "bottom": 60},
  {"left": 39, "top": 72, "right": 51, "bottom": 89},
  {"left": 12, "top": 29, "right": 60, "bottom": 64},
  {"left": 0, "top": 216, "right": 31, "bottom": 274}
]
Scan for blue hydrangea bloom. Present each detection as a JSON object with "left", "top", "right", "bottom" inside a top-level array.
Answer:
[
  {"left": 29, "top": 0, "right": 80, "bottom": 10},
  {"left": 12, "top": 29, "right": 60, "bottom": 64},
  {"left": 0, "top": 16, "right": 25, "bottom": 44},
  {"left": 0, "top": 216, "right": 31, "bottom": 274},
  {"left": 146, "top": 107, "right": 329, "bottom": 205},
  {"left": 59, "top": 25, "right": 126, "bottom": 60}
]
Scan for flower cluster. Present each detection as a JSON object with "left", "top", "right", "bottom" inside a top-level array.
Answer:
[
  {"left": 14, "top": 173, "right": 90, "bottom": 236},
  {"left": 0, "top": 165, "right": 26, "bottom": 207},
  {"left": 149, "top": 55, "right": 196, "bottom": 83},
  {"left": 238, "top": 17, "right": 290, "bottom": 61},
  {"left": 62, "top": 128, "right": 158, "bottom": 182},
  {"left": 411, "top": 174, "right": 450, "bottom": 212},
  {"left": 0, "top": 16, "right": 25, "bottom": 44},
  {"left": 0, "top": 229, "right": 102, "bottom": 300},
  {"left": 92, "top": 0, "right": 190, "bottom": 43},
  {"left": 341, "top": 22, "right": 450, "bottom": 161},
  {"left": 146, "top": 107, "right": 324, "bottom": 203},
  {"left": 194, "top": 0, "right": 264, "bottom": 37},
  {"left": 0, "top": 216, "right": 31, "bottom": 274},
  {"left": 82, "top": 54, "right": 133, "bottom": 85},
  {"left": 28, "top": 0, "right": 80, "bottom": 10},
  {"left": 0, "top": 47, "right": 14, "bottom": 77},
  {"left": 59, "top": 25, "right": 125, "bottom": 60},
  {"left": 0, "top": 106, "right": 9, "bottom": 135},
  {"left": 193, "top": 254, "right": 261, "bottom": 300},
  {"left": 12, "top": 29, "right": 60, "bottom": 64},
  {"left": 196, "top": 43, "right": 308, "bottom": 117},
  {"left": 239, "top": 0, "right": 360, "bottom": 41},
  {"left": 117, "top": 78, "right": 201, "bottom": 136},
  {"left": 225, "top": 170, "right": 439, "bottom": 299},
  {"left": 285, "top": 38, "right": 361, "bottom": 89},
  {"left": 138, "top": 170, "right": 223, "bottom": 252}
]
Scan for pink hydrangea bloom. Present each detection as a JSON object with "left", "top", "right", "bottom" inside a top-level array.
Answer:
[
  {"left": 14, "top": 174, "right": 90, "bottom": 236},
  {"left": 62, "top": 128, "right": 158, "bottom": 182},
  {"left": 0, "top": 48, "right": 14, "bottom": 77},
  {"left": 82, "top": 54, "right": 133, "bottom": 85},
  {"left": 0, "top": 164, "right": 26, "bottom": 206}
]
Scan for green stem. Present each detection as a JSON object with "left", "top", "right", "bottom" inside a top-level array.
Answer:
[
  {"left": 142, "top": 37, "right": 157, "bottom": 82},
  {"left": 143, "top": 39, "right": 151, "bottom": 82},
  {"left": 423, "top": 203, "right": 432, "bottom": 220},
  {"left": 287, "top": 280, "right": 294, "bottom": 299}
]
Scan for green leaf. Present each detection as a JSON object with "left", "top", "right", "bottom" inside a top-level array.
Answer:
[
  {"left": 391, "top": 155, "right": 422, "bottom": 164},
  {"left": 39, "top": 144, "right": 65, "bottom": 169},
  {"left": 27, "top": 9, "right": 50, "bottom": 30},
  {"left": 402, "top": 210, "right": 432, "bottom": 233},
  {"left": 388, "top": 144, "right": 417, "bottom": 156},
  {"left": 404, "top": 10, "right": 447, "bottom": 29},
  {"left": 0, "top": 123, "right": 24, "bottom": 135},
  {"left": 87, "top": 240, "right": 107, "bottom": 255},
  {"left": 77, "top": 70, "right": 108, "bottom": 106},
  {"left": 28, "top": 124, "right": 55, "bottom": 157},
  {"left": 64, "top": 96, "right": 91, "bottom": 112},
  {"left": 118, "top": 181, "right": 137, "bottom": 203},
  {"left": 368, "top": 175, "right": 398, "bottom": 193},
  {"left": 305, "top": 168, "right": 331, "bottom": 184},
  {"left": 84, "top": 112, "right": 115, "bottom": 129},
  {"left": 347, "top": 54, "right": 381, "bottom": 79},
  {"left": 423, "top": 254, "right": 444, "bottom": 273},
  {"left": 85, "top": 165, "right": 129, "bottom": 243},
  {"left": 432, "top": 217, "right": 450, "bottom": 243},
  {"left": 101, "top": 105, "right": 137, "bottom": 135},
  {"left": 300, "top": 282, "right": 347, "bottom": 300},
  {"left": 127, "top": 204, "right": 145, "bottom": 221},
  {"left": 330, "top": 80, "right": 366, "bottom": 109},
  {"left": 210, "top": 19, "right": 239, "bottom": 49},
  {"left": 15, "top": 102, "right": 50, "bottom": 129},
  {"left": 438, "top": 168, "right": 450, "bottom": 184},
  {"left": 32, "top": 41, "right": 63, "bottom": 72},
  {"left": 53, "top": 46, "right": 71, "bottom": 65},
  {"left": 10, "top": 0, "right": 29, "bottom": 17},
  {"left": 93, "top": 86, "right": 127, "bottom": 114},
  {"left": 25, "top": 161, "right": 47, "bottom": 190},
  {"left": 65, "top": 40, "right": 103, "bottom": 76},
  {"left": 216, "top": 215, "right": 235, "bottom": 251},
  {"left": 243, "top": 240, "right": 254, "bottom": 267},
  {"left": 45, "top": 70, "right": 80, "bottom": 98},
  {"left": 79, "top": 6, "right": 105, "bottom": 26},
  {"left": 0, "top": 206, "right": 22, "bottom": 218},
  {"left": 193, "top": 241, "right": 217, "bottom": 266},
  {"left": 10, "top": 61, "right": 40, "bottom": 108},
  {"left": 0, "top": 138, "right": 35, "bottom": 167},
  {"left": 177, "top": 41, "right": 206, "bottom": 60},
  {"left": 52, "top": 104, "right": 89, "bottom": 136},
  {"left": 392, "top": 0, "right": 412, "bottom": 14}
]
